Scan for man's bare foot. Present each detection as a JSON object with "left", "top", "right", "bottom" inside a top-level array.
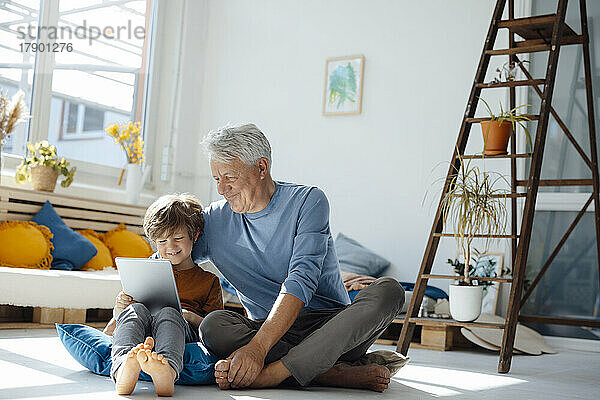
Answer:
[
  {"left": 312, "top": 363, "right": 391, "bottom": 392},
  {"left": 115, "top": 337, "right": 154, "bottom": 395},
  {"left": 214, "top": 359, "right": 231, "bottom": 389},
  {"left": 214, "top": 359, "right": 291, "bottom": 389},
  {"left": 137, "top": 347, "right": 177, "bottom": 396}
]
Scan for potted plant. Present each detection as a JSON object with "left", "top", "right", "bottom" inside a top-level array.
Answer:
[
  {"left": 479, "top": 98, "right": 532, "bottom": 156},
  {"left": 14, "top": 141, "right": 76, "bottom": 192},
  {"left": 441, "top": 156, "right": 509, "bottom": 321}
]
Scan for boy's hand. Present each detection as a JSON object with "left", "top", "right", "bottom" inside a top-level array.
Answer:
[{"left": 113, "top": 291, "right": 135, "bottom": 318}]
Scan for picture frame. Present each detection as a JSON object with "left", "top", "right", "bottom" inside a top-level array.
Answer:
[
  {"left": 455, "top": 252, "right": 504, "bottom": 315},
  {"left": 322, "top": 55, "right": 364, "bottom": 115}
]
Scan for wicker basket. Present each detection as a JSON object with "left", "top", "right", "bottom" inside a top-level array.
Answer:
[{"left": 31, "top": 165, "right": 59, "bottom": 192}]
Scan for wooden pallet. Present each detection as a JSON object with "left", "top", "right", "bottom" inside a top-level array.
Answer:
[{"left": 376, "top": 317, "right": 475, "bottom": 351}]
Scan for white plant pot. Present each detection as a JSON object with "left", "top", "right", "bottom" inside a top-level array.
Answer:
[{"left": 449, "top": 284, "right": 484, "bottom": 322}]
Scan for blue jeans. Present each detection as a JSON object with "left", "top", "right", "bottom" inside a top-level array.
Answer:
[{"left": 110, "top": 303, "right": 198, "bottom": 381}]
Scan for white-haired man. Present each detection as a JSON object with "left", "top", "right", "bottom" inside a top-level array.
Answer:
[{"left": 195, "top": 123, "right": 405, "bottom": 392}]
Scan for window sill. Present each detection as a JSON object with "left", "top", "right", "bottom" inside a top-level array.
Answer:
[{"left": 0, "top": 167, "right": 156, "bottom": 207}]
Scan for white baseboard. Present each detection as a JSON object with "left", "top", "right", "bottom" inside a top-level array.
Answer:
[{"left": 543, "top": 335, "right": 600, "bottom": 353}]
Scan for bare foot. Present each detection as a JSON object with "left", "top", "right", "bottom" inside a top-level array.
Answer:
[
  {"left": 249, "top": 361, "right": 291, "bottom": 388},
  {"left": 137, "top": 347, "right": 177, "bottom": 396},
  {"left": 214, "top": 359, "right": 231, "bottom": 390},
  {"left": 115, "top": 337, "right": 154, "bottom": 395},
  {"left": 313, "top": 363, "right": 391, "bottom": 392},
  {"left": 214, "top": 359, "right": 291, "bottom": 389}
]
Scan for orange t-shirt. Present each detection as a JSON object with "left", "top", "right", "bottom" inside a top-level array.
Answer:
[{"left": 173, "top": 265, "right": 223, "bottom": 317}]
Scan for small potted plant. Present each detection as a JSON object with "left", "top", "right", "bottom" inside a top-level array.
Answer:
[
  {"left": 479, "top": 98, "right": 532, "bottom": 156},
  {"left": 14, "top": 141, "right": 76, "bottom": 192},
  {"left": 441, "top": 155, "right": 509, "bottom": 321}
]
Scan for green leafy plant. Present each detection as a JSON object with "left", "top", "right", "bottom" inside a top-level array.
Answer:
[
  {"left": 440, "top": 155, "right": 509, "bottom": 285},
  {"left": 15, "top": 141, "right": 76, "bottom": 187},
  {"left": 479, "top": 97, "right": 533, "bottom": 153}
]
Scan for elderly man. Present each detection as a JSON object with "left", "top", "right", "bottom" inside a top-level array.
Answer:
[{"left": 195, "top": 123, "right": 405, "bottom": 392}]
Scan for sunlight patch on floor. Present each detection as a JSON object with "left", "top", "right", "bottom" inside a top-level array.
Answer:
[
  {"left": 393, "top": 364, "right": 527, "bottom": 395},
  {"left": 0, "top": 359, "right": 73, "bottom": 389},
  {"left": 230, "top": 396, "right": 273, "bottom": 400},
  {"left": 393, "top": 379, "right": 462, "bottom": 397}
]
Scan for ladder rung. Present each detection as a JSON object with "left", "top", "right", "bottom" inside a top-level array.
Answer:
[
  {"left": 466, "top": 115, "right": 539, "bottom": 123},
  {"left": 497, "top": 14, "right": 557, "bottom": 30},
  {"left": 497, "top": 14, "right": 578, "bottom": 41},
  {"left": 421, "top": 274, "right": 513, "bottom": 283},
  {"left": 460, "top": 153, "right": 532, "bottom": 159},
  {"left": 476, "top": 79, "right": 545, "bottom": 88},
  {"left": 487, "top": 45, "right": 551, "bottom": 56},
  {"left": 490, "top": 193, "right": 527, "bottom": 198},
  {"left": 408, "top": 317, "right": 506, "bottom": 330},
  {"left": 434, "top": 233, "right": 519, "bottom": 239},
  {"left": 516, "top": 179, "right": 595, "bottom": 187},
  {"left": 515, "top": 35, "right": 584, "bottom": 48}
]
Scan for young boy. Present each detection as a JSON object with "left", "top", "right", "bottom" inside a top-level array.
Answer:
[{"left": 104, "top": 194, "right": 223, "bottom": 396}]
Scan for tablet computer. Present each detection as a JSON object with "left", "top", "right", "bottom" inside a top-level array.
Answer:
[{"left": 115, "top": 257, "right": 182, "bottom": 315}]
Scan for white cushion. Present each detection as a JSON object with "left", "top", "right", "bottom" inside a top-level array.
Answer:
[{"left": 0, "top": 266, "right": 121, "bottom": 309}]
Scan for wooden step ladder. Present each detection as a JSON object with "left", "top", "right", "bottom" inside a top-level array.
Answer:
[{"left": 396, "top": 0, "right": 600, "bottom": 374}]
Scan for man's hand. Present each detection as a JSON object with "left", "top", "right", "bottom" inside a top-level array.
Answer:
[
  {"left": 113, "top": 291, "right": 134, "bottom": 318},
  {"left": 226, "top": 340, "right": 268, "bottom": 388}
]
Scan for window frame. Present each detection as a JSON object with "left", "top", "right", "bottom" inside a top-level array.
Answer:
[{"left": 1, "top": 0, "right": 156, "bottom": 192}]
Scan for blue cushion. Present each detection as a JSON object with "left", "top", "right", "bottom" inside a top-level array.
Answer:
[
  {"left": 56, "top": 324, "right": 218, "bottom": 385},
  {"left": 335, "top": 232, "right": 391, "bottom": 277},
  {"left": 32, "top": 201, "right": 97, "bottom": 270},
  {"left": 348, "top": 283, "right": 448, "bottom": 303}
]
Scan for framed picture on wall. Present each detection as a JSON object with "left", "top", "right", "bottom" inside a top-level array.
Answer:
[{"left": 322, "top": 55, "right": 364, "bottom": 115}]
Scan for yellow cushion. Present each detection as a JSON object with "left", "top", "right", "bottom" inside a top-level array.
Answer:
[
  {"left": 0, "top": 221, "right": 54, "bottom": 269},
  {"left": 101, "top": 223, "right": 153, "bottom": 265},
  {"left": 77, "top": 230, "right": 114, "bottom": 271}
]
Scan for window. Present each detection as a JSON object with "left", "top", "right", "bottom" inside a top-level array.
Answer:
[
  {"left": 519, "top": 0, "right": 600, "bottom": 340},
  {"left": 0, "top": 0, "right": 154, "bottom": 173},
  {"left": 0, "top": 0, "right": 39, "bottom": 156}
]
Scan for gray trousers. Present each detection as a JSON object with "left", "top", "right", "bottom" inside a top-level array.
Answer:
[
  {"left": 110, "top": 303, "right": 198, "bottom": 381},
  {"left": 199, "top": 277, "right": 404, "bottom": 386}
]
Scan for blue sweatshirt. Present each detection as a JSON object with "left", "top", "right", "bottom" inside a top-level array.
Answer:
[{"left": 192, "top": 181, "right": 350, "bottom": 320}]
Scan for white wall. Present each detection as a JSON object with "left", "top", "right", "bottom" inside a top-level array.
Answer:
[{"left": 170, "top": 0, "right": 524, "bottom": 291}]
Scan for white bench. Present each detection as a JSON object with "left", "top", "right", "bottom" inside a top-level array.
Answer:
[{"left": 0, "top": 185, "right": 147, "bottom": 327}]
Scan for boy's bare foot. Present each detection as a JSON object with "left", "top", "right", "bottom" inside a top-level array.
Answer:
[
  {"left": 115, "top": 337, "right": 154, "bottom": 395},
  {"left": 214, "top": 359, "right": 231, "bottom": 389},
  {"left": 137, "top": 347, "right": 177, "bottom": 396},
  {"left": 312, "top": 363, "right": 391, "bottom": 392}
]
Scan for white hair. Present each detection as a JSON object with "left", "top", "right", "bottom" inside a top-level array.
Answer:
[{"left": 201, "top": 123, "right": 272, "bottom": 171}]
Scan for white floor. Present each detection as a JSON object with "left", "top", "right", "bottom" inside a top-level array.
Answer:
[{"left": 0, "top": 328, "right": 598, "bottom": 400}]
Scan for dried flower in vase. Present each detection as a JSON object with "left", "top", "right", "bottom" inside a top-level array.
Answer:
[{"left": 0, "top": 90, "right": 29, "bottom": 146}]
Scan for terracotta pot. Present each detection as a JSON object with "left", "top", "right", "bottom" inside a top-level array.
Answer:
[
  {"left": 31, "top": 165, "right": 59, "bottom": 192},
  {"left": 480, "top": 120, "right": 512, "bottom": 155}
]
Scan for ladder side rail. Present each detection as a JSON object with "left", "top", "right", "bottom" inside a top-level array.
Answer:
[
  {"left": 579, "top": 0, "right": 600, "bottom": 289},
  {"left": 498, "top": 0, "right": 569, "bottom": 374},
  {"left": 509, "top": 0, "right": 518, "bottom": 272},
  {"left": 396, "top": 0, "right": 509, "bottom": 355}
]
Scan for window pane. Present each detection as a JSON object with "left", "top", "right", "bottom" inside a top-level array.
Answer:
[
  {"left": 527, "top": 0, "right": 600, "bottom": 193},
  {"left": 0, "top": 0, "right": 39, "bottom": 156},
  {"left": 46, "top": 0, "right": 150, "bottom": 168},
  {"left": 522, "top": 211, "right": 599, "bottom": 340},
  {"left": 65, "top": 102, "right": 78, "bottom": 133},
  {"left": 83, "top": 106, "right": 104, "bottom": 131}
]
